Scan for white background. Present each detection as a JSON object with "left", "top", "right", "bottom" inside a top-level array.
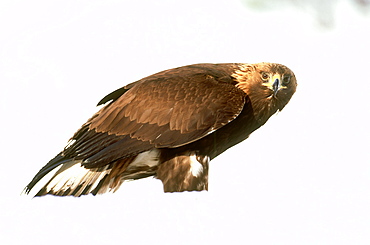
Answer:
[{"left": 1, "top": 0, "right": 369, "bottom": 244}]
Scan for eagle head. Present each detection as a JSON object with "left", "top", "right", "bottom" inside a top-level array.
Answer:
[{"left": 233, "top": 62, "right": 297, "bottom": 123}]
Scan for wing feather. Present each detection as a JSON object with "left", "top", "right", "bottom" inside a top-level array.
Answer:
[
  {"left": 88, "top": 64, "right": 246, "bottom": 150},
  {"left": 59, "top": 64, "right": 246, "bottom": 169}
]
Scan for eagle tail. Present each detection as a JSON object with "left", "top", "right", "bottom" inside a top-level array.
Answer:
[
  {"left": 24, "top": 150, "right": 161, "bottom": 197},
  {"left": 32, "top": 159, "right": 114, "bottom": 197}
]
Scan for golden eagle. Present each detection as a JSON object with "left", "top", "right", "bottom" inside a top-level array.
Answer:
[{"left": 24, "top": 63, "right": 297, "bottom": 197}]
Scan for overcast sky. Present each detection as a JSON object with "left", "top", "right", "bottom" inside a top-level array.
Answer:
[{"left": 1, "top": 0, "right": 369, "bottom": 244}]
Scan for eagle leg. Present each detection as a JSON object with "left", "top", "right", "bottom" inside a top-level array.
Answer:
[{"left": 156, "top": 151, "right": 209, "bottom": 192}]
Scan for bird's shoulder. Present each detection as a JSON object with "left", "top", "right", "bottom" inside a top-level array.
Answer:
[{"left": 97, "top": 63, "right": 244, "bottom": 106}]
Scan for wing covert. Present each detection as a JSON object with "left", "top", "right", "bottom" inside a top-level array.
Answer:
[{"left": 89, "top": 65, "right": 247, "bottom": 148}]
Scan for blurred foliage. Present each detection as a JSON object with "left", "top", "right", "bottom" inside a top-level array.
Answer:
[{"left": 242, "top": 0, "right": 370, "bottom": 27}]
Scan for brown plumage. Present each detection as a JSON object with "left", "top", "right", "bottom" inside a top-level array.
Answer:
[{"left": 24, "top": 62, "right": 297, "bottom": 197}]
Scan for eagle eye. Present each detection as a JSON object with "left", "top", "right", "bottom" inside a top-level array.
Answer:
[
  {"left": 261, "top": 72, "right": 269, "bottom": 81},
  {"left": 282, "top": 75, "right": 291, "bottom": 85}
]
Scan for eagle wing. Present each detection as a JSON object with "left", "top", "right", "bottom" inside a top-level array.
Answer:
[
  {"left": 25, "top": 65, "right": 247, "bottom": 195},
  {"left": 75, "top": 64, "right": 247, "bottom": 167}
]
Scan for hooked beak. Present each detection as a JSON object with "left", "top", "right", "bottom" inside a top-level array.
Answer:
[
  {"left": 263, "top": 74, "right": 283, "bottom": 98},
  {"left": 272, "top": 76, "right": 280, "bottom": 97}
]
